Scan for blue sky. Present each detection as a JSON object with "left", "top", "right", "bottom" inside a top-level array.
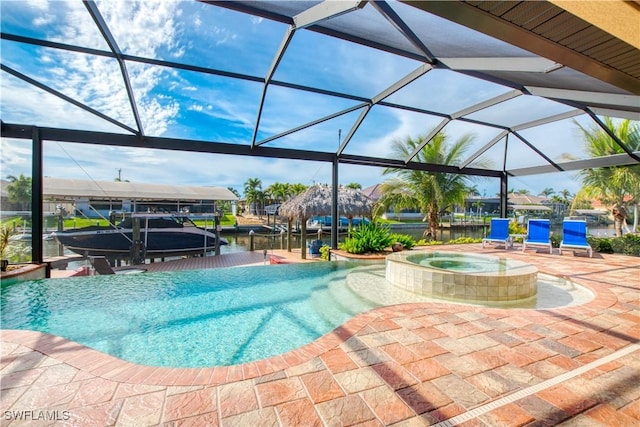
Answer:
[{"left": 0, "top": 0, "right": 607, "bottom": 198}]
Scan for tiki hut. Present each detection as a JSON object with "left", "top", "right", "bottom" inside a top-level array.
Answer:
[{"left": 278, "top": 184, "right": 374, "bottom": 259}]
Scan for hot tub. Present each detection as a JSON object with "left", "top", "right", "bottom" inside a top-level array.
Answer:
[{"left": 386, "top": 251, "right": 538, "bottom": 302}]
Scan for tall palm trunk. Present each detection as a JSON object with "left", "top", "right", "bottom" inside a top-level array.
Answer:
[
  {"left": 612, "top": 203, "right": 627, "bottom": 236},
  {"left": 614, "top": 218, "right": 623, "bottom": 236},
  {"left": 427, "top": 208, "right": 439, "bottom": 239}
]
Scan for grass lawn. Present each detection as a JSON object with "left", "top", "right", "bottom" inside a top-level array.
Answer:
[{"left": 60, "top": 214, "right": 238, "bottom": 229}]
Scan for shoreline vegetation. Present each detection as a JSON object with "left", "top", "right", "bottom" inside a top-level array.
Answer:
[{"left": 1, "top": 213, "right": 639, "bottom": 264}]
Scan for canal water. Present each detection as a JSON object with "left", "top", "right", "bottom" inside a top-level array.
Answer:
[{"left": 25, "top": 223, "right": 619, "bottom": 263}]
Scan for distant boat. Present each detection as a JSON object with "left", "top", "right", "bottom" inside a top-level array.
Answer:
[
  {"left": 53, "top": 214, "right": 227, "bottom": 259},
  {"left": 8, "top": 231, "right": 32, "bottom": 242}
]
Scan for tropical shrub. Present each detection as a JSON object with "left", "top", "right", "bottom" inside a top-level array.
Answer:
[
  {"left": 550, "top": 233, "right": 562, "bottom": 248},
  {"left": 0, "top": 226, "right": 11, "bottom": 260},
  {"left": 416, "top": 237, "right": 482, "bottom": 246},
  {"left": 580, "top": 235, "right": 640, "bottom": 256},
  {"left": 447, "top": 237, "right": 482, "bottom": 244},
  {"left": 319, "top": 245, "right": 331, "bottom": 261},
  {"left": 586, "top": 236, "right": 614, "bottom": 253},
  {"left": 481, "top": 220, "right": 526, "bottom": 243},
  {"left": 508, "top": 220, "right": 526, "bottom": 236},
  {"left": 608, "top": 234, "right": 640, "bottom": 256},
  {"left": 338, "top": 222, "right": 394, "bottom": 254},
  {"left": 416, "top": 239, "right": 444, "bottom": 246},
  {"left": 389, "top": 233, "right": 416, "bottom": 250}
]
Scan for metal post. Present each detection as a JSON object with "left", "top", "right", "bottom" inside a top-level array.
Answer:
[
  {"left": 57, "top": 211, "right": 64, "bottom": 256},
  {"left": 500, "top": 135, "right": 509, "bottom": 219},
  {"left": 214, "top": 212, "right": 221, "bottom": 256},
  {"left": 31, "top": 127, "right": 44, "bottom": 265},
  {"left": 131, "top": 217, "right": 143, "bottom": 265},
  {"left": 249, "top": 230, "right": 255, "bottom": 251},
  {"left": 331, "top": 155, "right": 339, "bottom": 250},
  {"left": 500, "top": 172, "right": 508, "bottom": 218},
  {"left": 280, "top": 229, "right": 286, "bottom": 250}
]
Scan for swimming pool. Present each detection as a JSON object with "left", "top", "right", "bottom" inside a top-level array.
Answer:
[{"left": 0, "top": 262, "right": 377, "bottom": 368}]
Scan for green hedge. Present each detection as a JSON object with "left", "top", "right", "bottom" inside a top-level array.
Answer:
[{"left": 586, "top": 234, "right": 640, "bottom": 256}]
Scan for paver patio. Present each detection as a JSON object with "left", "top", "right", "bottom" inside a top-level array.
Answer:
[{"left": 1, "top": 244, "right": 638, "bottom": 426}]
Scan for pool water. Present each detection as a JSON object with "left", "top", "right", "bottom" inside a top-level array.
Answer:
[
  {"left": 406, "top": 252, "right": 513, "bottom": 273},
  {"left": 0, "top": 262, "right": 377, "bottom": 368}
]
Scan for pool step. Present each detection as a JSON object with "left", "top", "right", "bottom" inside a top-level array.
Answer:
[{"left": 309, "top": 279, "right": 374, "bottom": 325}]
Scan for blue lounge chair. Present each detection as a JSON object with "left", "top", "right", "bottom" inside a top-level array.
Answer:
[
  {"left": 522, "top": 219, "right": 553, "bottom": 254},
  {"left": 308, "top": 240, "right": 323, "bottom": 258},
  {"left": 482, "top": 218, "right": 510, "bottom": 249},
  {"left": 559, "top": 220, "right": 593, "bottom": 257}
]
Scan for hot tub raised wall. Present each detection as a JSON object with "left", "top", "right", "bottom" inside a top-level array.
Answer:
[{"left": 386, "top": 251, "right": 538, "bottom": 302}]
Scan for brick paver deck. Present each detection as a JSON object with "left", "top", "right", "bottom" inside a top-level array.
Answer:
[{"left": 1, "top": 245, "right": 638, "bottom": 426}]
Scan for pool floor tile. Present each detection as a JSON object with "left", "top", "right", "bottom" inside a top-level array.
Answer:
[{"left": 1, "top": 247, "right": 638, "bottom": 426}]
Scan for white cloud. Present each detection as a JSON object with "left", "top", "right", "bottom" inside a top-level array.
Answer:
[
  {"left": 0, "top": 76, "right": 131, "bottom": 133},
  {"left": 25, "top": 0, "right": 49, "bottom": 11}
]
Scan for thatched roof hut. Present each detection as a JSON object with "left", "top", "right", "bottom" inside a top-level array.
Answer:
[
  {"left": 279, "top": 185, "right": 374, "bottom": 259},
  {"left": 279, "top": 185, "right": 374, "bottom": 219}
]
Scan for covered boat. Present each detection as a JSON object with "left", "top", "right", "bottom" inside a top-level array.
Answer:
[{"left": 53, "top": 214, "right": 227, "bottom": 259}]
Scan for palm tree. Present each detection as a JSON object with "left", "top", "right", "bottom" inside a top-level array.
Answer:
[
  {"left": 289, "top": 183, "right": 308, "bottom": 197},
  {"left": 114, "top": 168, "right": 129, "bottom": 182},
  {"left": 244, "top": 178, "right": 262, "bottom": 215},
  {"left": 573, "top": 118, "right": 640, "bottom": 235},
  {"left": 379, "top": 128, "right": 490, "bottom": 237},
  {"left": 539, "top": 187, "right": 555, "bottom": 198},
  {"left": 466, "top": 185, "right": 480, "bottom": 197},
  {"left": 227, "top": 187, "right": 241, "bottom": 198},
  {"left": 559, "top": 189, "right": 573, "bottom": 204},
  {"left": 265, "top": 182, "right": 291, "bottom": 203},
  {"left": 345, "top": 182, "right": 362, "bottom": 190}
]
